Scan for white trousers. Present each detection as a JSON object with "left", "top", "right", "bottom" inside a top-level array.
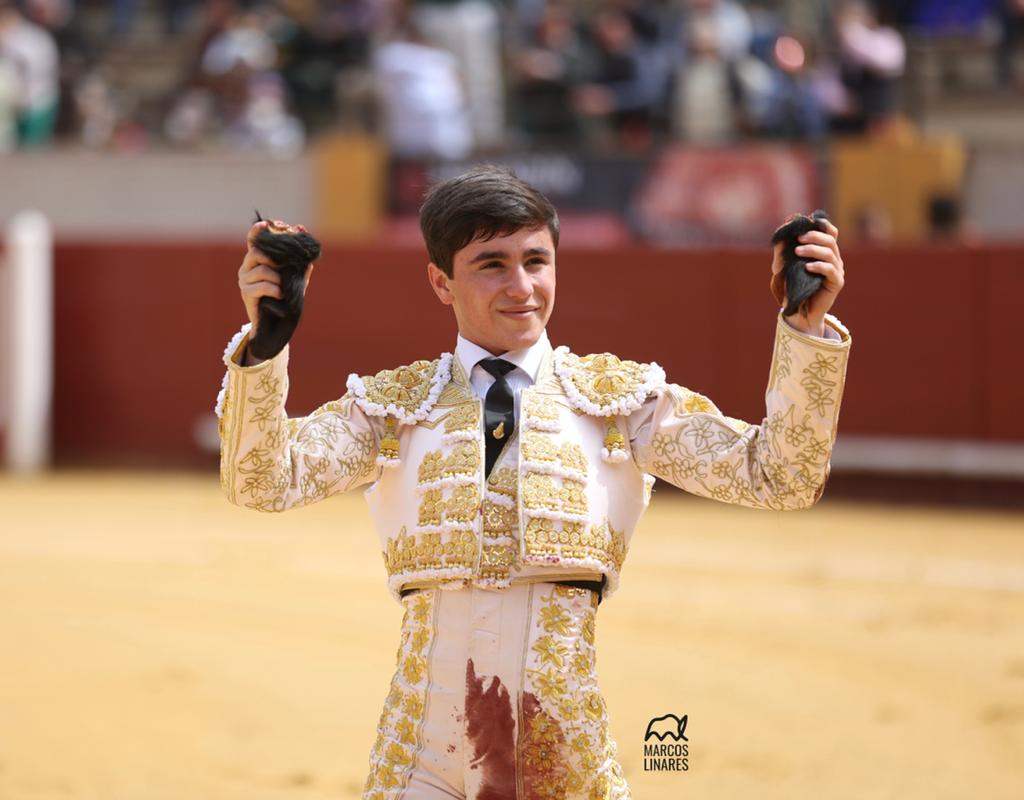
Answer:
[{"left": 361, "top": 581, "right": 631, "bottom": 799}]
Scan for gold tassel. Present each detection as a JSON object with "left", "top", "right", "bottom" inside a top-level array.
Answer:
[
  {"left": 378, "top": 416, "right": 400, "bottom": 466},
  {"left": 602, "top": 418, "right": 628, "bottom": 463},
  {"left": 604, "top": 419, "right": 624, "bottom": 451}
]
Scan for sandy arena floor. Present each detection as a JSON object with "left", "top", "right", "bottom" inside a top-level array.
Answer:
[{"left": 1, "top": 471, "right": 1022, "bottom": 800}]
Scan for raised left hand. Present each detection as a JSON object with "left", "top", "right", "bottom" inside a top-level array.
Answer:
[{"left": 771, "top": 217, "right": 845, "bottom": 337}]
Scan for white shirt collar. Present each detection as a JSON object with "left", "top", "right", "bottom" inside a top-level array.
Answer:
[{"left": 455, "top": 329, "right": 551, "bottom": 384}]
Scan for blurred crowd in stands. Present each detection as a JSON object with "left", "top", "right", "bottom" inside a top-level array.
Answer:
[{"left": 0, "top": 0, "right": 1021, "bottom": 156}]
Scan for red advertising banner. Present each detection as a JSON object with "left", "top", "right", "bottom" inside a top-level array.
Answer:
[{"left": 633, "top": 145, "right": 821, "bottom": 246}]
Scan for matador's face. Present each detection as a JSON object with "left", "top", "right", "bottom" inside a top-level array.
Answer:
[{"left": 428, "top": 226, "right": 556, "bottom": 356}]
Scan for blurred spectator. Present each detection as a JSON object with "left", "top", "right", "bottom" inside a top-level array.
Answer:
[
  {"left": 773, "top": 0, "right": 825, "bottom": 42},
  {"left": 411, "top": 0, "right": 504, "bottom": 150},
  {"left": 997, "top": 0, "right": 1024, "bottom": 88},
  {"left": 573, "top": 7, "right": 669, "bottom": 150},
  {"left": 0, "top": 51, "right": 16, "bottom": 150},
  {"left": 681, "top": 0, "right": 754, "bottom": 62},
  {"left": 201, "top": 8, "right": 277, "bottom": 76},
  {"left": 111, "top": 0, "right": 141, "bottom": 37},
  {"left": 0, "top": 0, "right": 59, "bottom": 147},
  {"left": 927, "top": 192, "right": 980, "bottom": 245},
  {"left": 111, "top": 0, "right": 204, "bottom": 38},
  {"left": 159, "top": 0, "right": 205, "bottom": 36},
  {"left": 736, "top": 32, "right": 827, "bottom": 140},
  {"left": 372, "top": 20, "right": 473, "bottom": 159},
  {"left": 23, "top": 0, "right": 73, "bottom": 30},
  {"left": 0, "top": 0, "right": 995, "bottom": 157},
  {"left": 275, "top": 0, "right": 383, "bottom": 136},
  {"left": 833, "top": 0, "right": 906, "bottom": 134},
  {"left": 671, "top": 12, "right": 739, "bottom": 142},
  {"left": 173, "top": 7, "right": 271, "bottom": 145},
  {"left": 854, "top": 204, "right": 894, "bottom": 245},
  {"left": 224, "top": 70, "right": 305, "bottom": 157},
  {"left": 509, "top": 1, "right": 586, "bottom": 146},
  {"left": 158, "top": 3, "right": 308, "bottom": 155},
  {"left": 670, "top": 0, "right": 754, "bottom": 143},
  {"left": 72, "top": 69, "right": 117, "bottom": 146},
  {"left": 163, "top": 85, "right": 216, "bottom": 146},
  {"left": 24, "top": 0, "right": 94, "bottom": 138}
]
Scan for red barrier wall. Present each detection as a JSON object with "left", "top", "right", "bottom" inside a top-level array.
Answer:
[{"left": 49, "top": 242, "right": 1024, "bottom": 467}]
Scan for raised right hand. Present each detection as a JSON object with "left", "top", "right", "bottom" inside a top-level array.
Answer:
[{"left": 237, "top": 218, "right": 315, "bottom": 335}]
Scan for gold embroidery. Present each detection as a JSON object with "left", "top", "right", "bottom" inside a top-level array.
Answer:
[
  {"left": 533, "top": 634, "right": 569, "bottom": 668},
  {"left": 225, "top": 371, "right": 379, "bottom": 511},
  {"left": 572, "top": 651, "right": 593, "bottom": 680},
  {"left": 561, "top": 480, "right": 588, "bottom": 516},
  {"left": 522, "top": 430, "right": 560, "bottom": 463},
  {"left": 582, "top": 691, "right": 605, "bottom": 723},
  {"left": 651, "top": 396, "right": 837, "bottom": 511},
  {"left": 800, "top": 352, "right": 840, "bottom": 417},
  {"left": 417, "top": 450, "right": 444, "bottom": 484},
  {"left": 435, "top": 382, "right": 471, "bottom": 407},
  {"left": 520, "top": 586, "right": 629, "bottom": 800},
  {"left": 538, "top": 593, "right": 573, "bottom": 636},
  {"left": 523, "top": 518, "right": 626, "bottom": 572},
  {"left": 603, "top": 419, "right": 626, "bottom": 452},
  {"left": 524, "top": 394, "right": 562, "bottom": 423},
  {"left": 475, "top": 458, "right": 520, "bottom": 584},
  {"left": 521, "top": 700, "right": 569, "bottom": 797},
  {"left": 417, "top": 489, "right": 443, "bottom": 527},
  {"left": 558, "top": 351, "right": 656, "bottom": 406},
  {"left": 443, "top": 441, "right": 480, "bottom": 476},
  {"left": 409, "top": 627, "right": 429, "bottom": 653},
  {"left": 489, "top": 467, "right": 516, "bottom": 498},
  {"left": 482, "top": 500, "right": 517, "bottom": 536},
  {"left": 581, "top": 613, "right": 596, "bottom": 646},
  {"left": 522, "top": 473, "right": 561, "bottom": 511},
  {"left": 668, "top": 384, "right": 718, "bottom": 416},
  {"left": 442, "top": 402, "right": 480, "bottom": 433},
  {"left": 558, "top": 442, "right": 588, "bottom": 474},
  {"left": 477, "top": 542, "right": 516, "bottom": 579},
  {"left": 553, "top": 583, "right": 596, "bottom": 605},
  {"left": 606, "top": 522, "right": 628, "bottom": 572},
  {"left": 520, "top": 423, "right": 609, "bottom": 572},
  {"left": 363, "top": 589, "right": 437, "bottom": 799},
  {"left": 383, "top": 527, "right": 477, "bottom": 577},
  {"left": 379, "top": 417, "right": 400, "bottom": 463},
  {"left": 445, "top": 484, "right": 479, "bottom": 523},
  {"left": 769, "top": 322, "right": 794, "bottom": 392},
  {"left": 531, "top": 667, "right": 568, "bottom": 701},
  {"left": 360, "top": 358, "right": 443, "bottom": 416}
]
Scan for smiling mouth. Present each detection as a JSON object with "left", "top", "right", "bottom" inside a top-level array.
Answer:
[{"left": 500, "top": 308, "right": 539, "bottom": 316}]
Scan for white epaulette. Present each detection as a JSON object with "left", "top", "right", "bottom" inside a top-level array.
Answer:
[
  {"left": 345, "top": 353, "right": 453, "bottom": 467},
  {"left": 551, "top": 346, "right": 666, "bottom": 462}
]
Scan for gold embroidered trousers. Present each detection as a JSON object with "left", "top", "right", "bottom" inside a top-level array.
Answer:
[{"left": 362, "top": 582, "right": 630, "bottom": 800}]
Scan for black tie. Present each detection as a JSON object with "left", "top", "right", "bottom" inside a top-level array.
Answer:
[{"left": 478, "top": 358, "right": 516, "bottom": 478}]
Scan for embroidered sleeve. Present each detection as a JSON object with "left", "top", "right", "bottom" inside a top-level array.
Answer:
[
  {"left": 627, "top": 312, "right": 852, "bottom": 510},
  {"left": 216, "top": 323, "right": 383, "bottom": 512}
]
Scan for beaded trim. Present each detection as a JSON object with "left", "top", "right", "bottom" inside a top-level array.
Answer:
[
  {"left": 214, "top": 322, "right": 254, "bottom": 419},
  {"left": 346, "top": 352, "right": 453, "bottom": 425},
  {"left": 552, "top": 346, "right": 666, "bottom": 417}
]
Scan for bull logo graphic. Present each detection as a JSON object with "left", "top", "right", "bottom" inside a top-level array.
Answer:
[{"left": 644, "top": 713, "right": 688, "bottom": 741}]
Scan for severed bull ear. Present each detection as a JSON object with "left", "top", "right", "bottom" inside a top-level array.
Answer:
[
  {"left": 770, "top": 209, "right": 829, "bottom": 318},
  {"left": 248, "top": 209, "right": 322, "bottom": 361}
]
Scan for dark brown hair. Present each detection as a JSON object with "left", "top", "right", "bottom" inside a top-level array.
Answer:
[{"left": 419, "top": 164, "right": 560, "bottom": 277}]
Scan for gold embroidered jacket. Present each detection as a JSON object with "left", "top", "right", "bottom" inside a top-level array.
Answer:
[{"left": 216, "top": 311, "right": 851, "bottom": 603}]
